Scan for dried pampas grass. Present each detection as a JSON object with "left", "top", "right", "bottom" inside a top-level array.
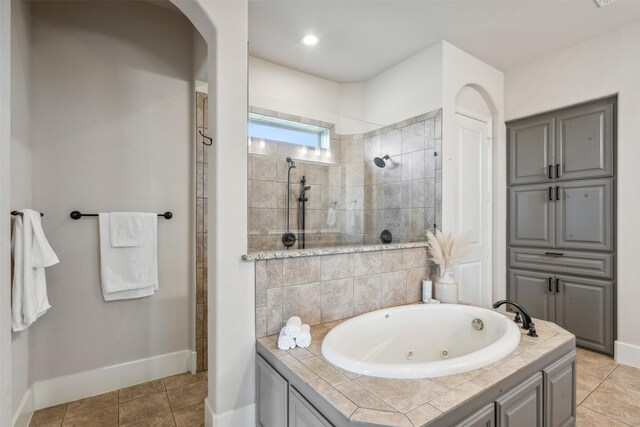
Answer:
[{"left": 426, "top": 229, "right": 471, "bottom": 274}]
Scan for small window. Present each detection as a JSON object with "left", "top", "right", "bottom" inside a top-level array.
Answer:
[{"left": 248, "top": 113, "right": 330, "bottom": 148}]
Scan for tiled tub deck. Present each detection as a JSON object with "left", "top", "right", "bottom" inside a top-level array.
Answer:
[{"left": 257, "top": 313, "right": 576, "bottom": 427}]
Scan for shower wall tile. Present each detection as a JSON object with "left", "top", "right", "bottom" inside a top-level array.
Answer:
[
  {"left": 382, "top": 249, "right": 407, "bottom": 272},
  {"left": 401, "top": 128, "right": 426, "bottom": 153},
  {"left": 363, "top": 134, "right": 382, "bottom": 162},
  {"left": 381, "top": 129, "right": 402, "bottom": 156},
  {"left": 342, "top": 139, "right": 364, "bottom": 164}
]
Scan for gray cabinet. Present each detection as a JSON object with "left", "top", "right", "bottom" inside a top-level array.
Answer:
[
  {"left": 509, "top": 269, "right": 614, "bottom": 354},
  {"left": 257, "top": 356, "right": 288, "bottom": 427},
  {"left": 555, "top": 276, "right": 613, "bottom": 354},
  {"left": 457, "top": 403, "right": 495, "bottom": 427},
  {"left": 509, "top": 269, "right": 555, "bottom": 322},
  {"left": 543, "top": 352, "right": 576, "bottom": 427},
  {"left": 496, "top": 373, "right": 543, "bottom": 427},
  {"left": 508, "top": 118, "right": 554, "bottom": 185},
  {"left": 556, "top": 178, "right": 613, "bottom": 251},
  {"left": 289, "top": 388, "right": 332, "bottom": 427},
  {"left": 555, "top": 101, "right": 614, "bottom": 181},
  {"left": 507, "top": 97, "right": 616, "bottom": 356},
  {"left": 509, "top": 184, "right": 555, "bottom": 248}
]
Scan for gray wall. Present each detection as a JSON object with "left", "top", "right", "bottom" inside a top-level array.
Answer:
[
  {"left": 10, "top": 0, "right": 33, "bottom": 414},
  {"left": 26, "top": 1, "right": 195, "bottom": 382}
]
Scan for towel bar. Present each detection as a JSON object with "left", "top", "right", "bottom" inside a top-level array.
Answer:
[
  {"left": 70, "top": 211, "right": 173, "bottom": 220},
  {"left": 11, "top": 211, "right": 44, "bottom": 217}
]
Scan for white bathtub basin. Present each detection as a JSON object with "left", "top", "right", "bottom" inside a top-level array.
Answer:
[{"left": 321, "top": 304, "right": 521, "bottom": 379}]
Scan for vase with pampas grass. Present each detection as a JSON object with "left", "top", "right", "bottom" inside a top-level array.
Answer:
[{"left": 426, "top": 229, "right": 471, "bottom": 303}]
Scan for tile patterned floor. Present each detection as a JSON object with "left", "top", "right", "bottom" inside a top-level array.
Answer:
[
  {"left": 28, "top": 348, "right": 640, "bottom": 427},
  {"left": 29, "top": 372, "right": 207, "bottom": 427},
  {"left": 576, "top": 348, "right": 640, "bottom": 426}
]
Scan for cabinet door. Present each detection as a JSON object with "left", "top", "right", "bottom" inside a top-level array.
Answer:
[
  {"left": 508, "top": 270, "right": 555, "bottom": 322},
  {"left": 457, "top": 403, "right": 495, "bottom": 427},
  {"left": 555, "top": 101, "right": 614, "bottom": 181},
  {"left": 556, "top": 178, "right": 613, "bottom": 251},
  {"left": 508, "top": 118, "right": 554, "bottom": 185},
  {"left": 509, "top": 184, "right": 555, "bottom": 248},
  {"left": 555, "top": 275, "right": 614, "bottom": 355},
  {"left": 544, "top": 352, "right": 576, "bottom": 427},
  {"left": 496, "top": 373, "right": 543, "bottom": 427},
  {"left": 257, "top": 356, "right": 288, "bottom": 427},
  {"left": 289, "top": 387, "right": 332, "bottom": 427}
]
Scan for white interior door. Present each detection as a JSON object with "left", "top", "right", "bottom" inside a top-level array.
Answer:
[{"left": 454, "top": 112, "right": 492, "bottom": 307}]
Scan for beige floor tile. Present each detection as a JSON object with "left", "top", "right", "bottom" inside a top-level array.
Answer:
[
  {"left": 119, "top": 379, "right": 165, "bottom": 403},
  {"left": 577, "top": 370, "right": 604, "bottom": 391},
  {"left": 162, "top": 372, "right": 206, "bottom": 391},
  {"left": 64, "top": 391, "right": 118, "bottom": 419},
  {"left": 608, "top": 364, "right": 640, "bottom": 390},
  {"left": 576, "top": 406, "right": 630, "bottom": 427},
  {"left": 596, "top": 379, "right": 640, "bottom": 409},
  {"left": 577, "top": 357, "right": 618, "bottom": 381},
  {"left": 578, "top": 350, "right": 618, "bottom": 368},
  {"left": 126, "top": 413, "right": 176, "bottom": 427},
  {"left": 166, "top": 379, "right": 208, "bottom": 412},
  {"left": 119, "top": 392, "right": 172, "bottom": 426},
  {"left": 582, "top": 391, "right": 640, "bottom": 425},
  {"left": 30, "top": 404, "right": 67, "bottom": 426},
  {"left": 173, "top": 402, "right": 205, "bottom": 427},
  {"left": 62, "top": 405, "right": 118, "bottom": 427}
]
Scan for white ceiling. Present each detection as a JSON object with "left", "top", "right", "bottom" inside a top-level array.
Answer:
[{"left": 249, "top": 0, "right": 640, "bottom": 83}]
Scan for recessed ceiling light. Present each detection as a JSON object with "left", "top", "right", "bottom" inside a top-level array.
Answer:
[{"left": 301, "top": 34, "right": 319, "bottom": 46}]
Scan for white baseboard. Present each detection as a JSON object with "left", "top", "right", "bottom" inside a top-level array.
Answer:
[
  {"left": 190, "top": 350, "right": 198, "bottom": 374},
  {"left": 615, "top": 340, "right": 640, "bottom": 369},
  {"left": 205, "top": 398, "right": 255, "bottom": 427},
  {"left": 12, "top": 387, "right": 34, "bottom": 427},
  {"left": 33, "top": 349, "right": 195, "bottom": 410}
]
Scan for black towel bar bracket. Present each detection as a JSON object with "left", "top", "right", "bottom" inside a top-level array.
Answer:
[
  {"left": 70, "top": 211, "right": 173, "bottom": 220},
  {"left": 11, "top": 211, "right": 44, "bottom": 217}
]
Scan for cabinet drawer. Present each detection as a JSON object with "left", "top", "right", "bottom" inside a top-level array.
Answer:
[
  {"left": 257, "top": 356, "right": 288, "bottom": 427},
  {"left": 509, "top": 248, "right": 613, "bottom": 279}
]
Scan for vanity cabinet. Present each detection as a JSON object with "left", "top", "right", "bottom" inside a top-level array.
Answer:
[
  {"left": 507, "top": 97, "right": 616, "bottom": 355},
  {"left": 496, "top": 373, "right": 543, "bottom": 427},
  {"left": 509, "top": 269, "right": 613, "bottom": 354},
  {"left": 256, "top": 356, "right": 288, "bottom": 427},
  {"left": 456, "top": 403, "right": 495, "bottom": 427},
  {"left": 544, "top": 353, "right": 576, "bottom": 427},
  {"left": 289, "top": 388, "right": 332, "bottom": 427}
]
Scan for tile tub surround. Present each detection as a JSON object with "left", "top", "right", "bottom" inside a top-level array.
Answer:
[
  {"left": 257, "top": 314, "right": 576, "bottom": 426},
  {"left": 247, "top": 107, "right": 442, "bottom": 253},
  {"left": 195, "top": 92, "right": 208, "bottom": 372},
  {"left": 255, "top": 247, "right": 435, "bottom": 337}
]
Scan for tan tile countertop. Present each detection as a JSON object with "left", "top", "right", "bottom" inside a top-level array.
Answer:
[{"left": 257, "top": 311, "right": 575, "bottom": 426}]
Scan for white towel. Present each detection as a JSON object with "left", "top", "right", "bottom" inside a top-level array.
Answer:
[
  {"left": 295, "top": 324, "right": 312, "bottom": 348},
  {"left": 326, "top": 207, "right": 336, "bottom": 227},
  {"left": 278, "top": 327, "right": 296, "bottom": 350},
  {"left": 99, "top": 213, "right": 158, "bottom": 301},
  {"left": 110, "top": 212, "right": 146, "bottom": 247},
  {"left": 284, "top": 316, "right": 302, "bottom": 338},
  {"left": 12, "top": 209, "right": 59, "bottom": 331}
]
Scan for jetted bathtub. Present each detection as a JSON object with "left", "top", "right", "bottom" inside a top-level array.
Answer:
[{"left": 321, "top": 304, "right": 521, "bottom": 379}]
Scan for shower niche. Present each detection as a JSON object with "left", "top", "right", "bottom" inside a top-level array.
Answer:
[{"left": 247, "top": 106, "right": 442, "bottom": 253}]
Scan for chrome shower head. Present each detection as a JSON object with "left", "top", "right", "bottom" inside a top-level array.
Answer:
[
  {"left": 286, "top": 156, "right": 296, "bottom": 169},
  {"left": 373, "top": 154, "right": 390, "bottom": 168}
]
